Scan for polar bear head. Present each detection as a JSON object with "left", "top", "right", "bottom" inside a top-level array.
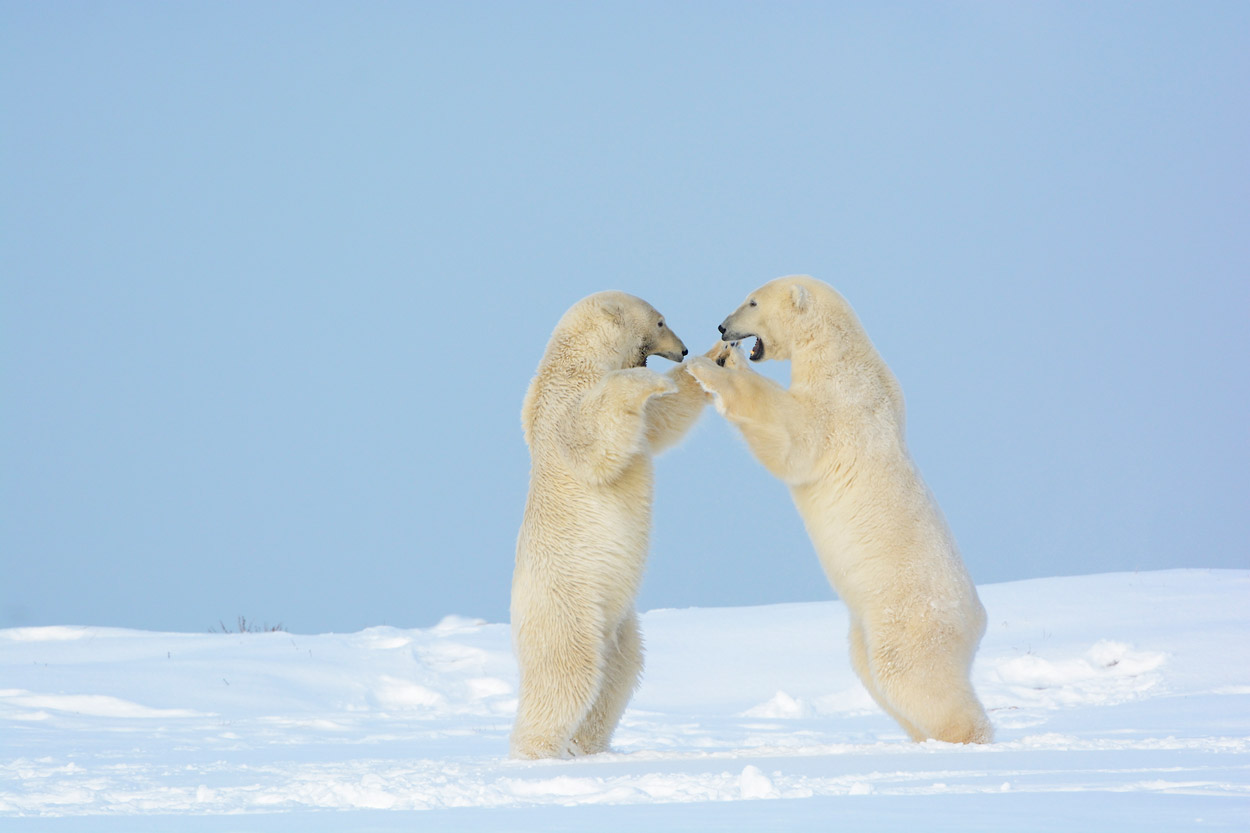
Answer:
[
  {"left": 559, "top": 291, "right": 689, "bottom": 370},
  {"left": 718, "top": 275, "right": 855, "bottom": 362}
]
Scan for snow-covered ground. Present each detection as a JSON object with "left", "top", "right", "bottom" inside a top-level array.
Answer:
[{"left": 2, "top": 570, "right": 1247, "bottom": 831}]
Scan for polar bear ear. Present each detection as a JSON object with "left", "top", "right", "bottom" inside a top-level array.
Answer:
[
  {"left": 599, "top": 299, "right": 626, "bottom": 326},
  {"left": 790, "top": 283, "right": 811, "bottom": 312}
]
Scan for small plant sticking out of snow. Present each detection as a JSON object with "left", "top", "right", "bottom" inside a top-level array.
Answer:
[{"left": 211, "top": 617, "right": 285, "bottom": 634}]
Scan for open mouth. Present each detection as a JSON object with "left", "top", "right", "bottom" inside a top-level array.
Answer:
[{"left": 750, "top": 337, "right": 764, "bottom": 361}]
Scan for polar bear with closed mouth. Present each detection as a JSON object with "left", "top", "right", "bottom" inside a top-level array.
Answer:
[
  {"left": 686, "top": 275, "right": 993, "bottom": 744},
  {"left": 510, "top": 291, "right": 711, "bottom": 759}
]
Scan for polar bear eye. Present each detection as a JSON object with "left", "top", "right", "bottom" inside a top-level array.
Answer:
[
  {"left": 749, "top": 300, "right": 757, "bottom": 307},
  {"left": 658, "top": 320, "right": 665, "bottom": 328}
]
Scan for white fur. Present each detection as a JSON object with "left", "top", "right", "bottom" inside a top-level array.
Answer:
[
  {"left": 688, "top": 276, "right": 993, "bottom": 744},
  {"left": 510, "top": 291, "right": 708, "bottom": 759}
]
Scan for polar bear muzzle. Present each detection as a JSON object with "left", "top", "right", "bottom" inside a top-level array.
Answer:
[
  {"left": 635, "top": 340, "right": 688, "bottom": 368},
  {"left": 646, "top": 327, "right": 688, "bottom": 366},
  {"left": 719, "top": 321, "right": 765, "bottom": 362}
]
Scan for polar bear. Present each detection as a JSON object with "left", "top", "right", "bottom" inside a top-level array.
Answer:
[
  {"left": 686, "top": 276, "right": 992, "bottom": 744},
  {"left": 510, "top": 291, "right": 710, "bottom": 759}
]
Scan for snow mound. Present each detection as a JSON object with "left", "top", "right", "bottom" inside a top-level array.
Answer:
[
  {"left": 740, "top": 690, "right": 813, "bottom": 719},
  {"left": 992, "top": 640, "right": 1168, "bottom": 706}
]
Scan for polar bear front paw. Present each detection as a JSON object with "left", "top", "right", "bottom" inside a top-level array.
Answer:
[
  {"left": 685, "top": 357, "right": 734, "bottom": 416},
  {"left": 709, "top": 340, "right": 748, "bottom": 370},
  {"left": 684, "top": 356, "right": 723, "bottom": 393}
]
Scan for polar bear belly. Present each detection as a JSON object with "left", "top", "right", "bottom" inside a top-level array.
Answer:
[{"left": 519, "top": 459, "right": 653, "bottom": 614}]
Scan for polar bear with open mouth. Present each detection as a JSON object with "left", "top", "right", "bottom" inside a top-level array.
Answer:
[{"left": 687, "top": 275, "right": 992, "bottom": 744}]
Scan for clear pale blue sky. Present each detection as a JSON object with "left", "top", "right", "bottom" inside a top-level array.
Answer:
[{"left": 3, "top": 2, "right": 1247, "bottom": 633}]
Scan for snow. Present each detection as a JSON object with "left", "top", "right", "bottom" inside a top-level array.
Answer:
[{"left": 2, "top": 570, "right": 1247, "bottom": 831}]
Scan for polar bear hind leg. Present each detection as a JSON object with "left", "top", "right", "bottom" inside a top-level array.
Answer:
[
  {"left": 572, "top": 610, "right": 643, "bottom": 754},
  {"left": 510, "top": 614, "right": 605, "bottom": 759},
  {"left": 847, "top": 620, "right": 926, "bottom": 741},
  {"left": 867, "top": 626, "right": 993, "bottom": 745}
]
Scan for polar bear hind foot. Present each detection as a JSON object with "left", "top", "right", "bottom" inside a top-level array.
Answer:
[{"left": 883, "top": 680, "right": 993, "bottom": 745}]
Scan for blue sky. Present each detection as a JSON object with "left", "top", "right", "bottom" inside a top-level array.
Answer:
[{"left": 3, "top": 2, "right": 1247, "bottom": 633}]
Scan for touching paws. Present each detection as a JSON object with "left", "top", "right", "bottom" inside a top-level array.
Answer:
[
  {"left": 684, "top": 356, "right": 724, "bottom": 393},
  {"left": 708, "top": 340, "right": 748, "bottom": 369},
  {"left": 687, "top": 341, "right": 747, "bottom": 390},
  {"left": 685, "top": 356, "right": 734, "bottom": 416}
]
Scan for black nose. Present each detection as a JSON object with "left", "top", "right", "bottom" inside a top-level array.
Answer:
[
  {"left": 681, "top": 348, "right": 688, "bottom": 356},
  {"left": 718, "top": 324, "right": 726, "bottom": 335}
]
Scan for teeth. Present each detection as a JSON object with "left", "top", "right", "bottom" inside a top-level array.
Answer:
[{"left": 751, "top": 337, "right": 764, "bottom": 361}]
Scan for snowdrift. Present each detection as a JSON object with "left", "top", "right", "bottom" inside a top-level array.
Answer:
[{"left": 2, "top": 570, "right": 1247, "bottom": 831}]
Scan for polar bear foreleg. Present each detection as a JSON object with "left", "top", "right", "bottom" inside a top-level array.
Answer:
[
  {"left": 559, "top": 369, "right": 677, "bottom": 485},
  {"left": 686, "top": 357, "right": 816, "bottom": 485},
  {"left": 572, "top": 609, "right": 643, "bottom": 754},
  {"left": 644, "top": 362, "right": 710, "bottom": 454}
]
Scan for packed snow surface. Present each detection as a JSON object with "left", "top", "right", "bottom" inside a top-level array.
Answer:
[{"left": 2, "top": 570, "right": 1247, "bottom": 831}]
